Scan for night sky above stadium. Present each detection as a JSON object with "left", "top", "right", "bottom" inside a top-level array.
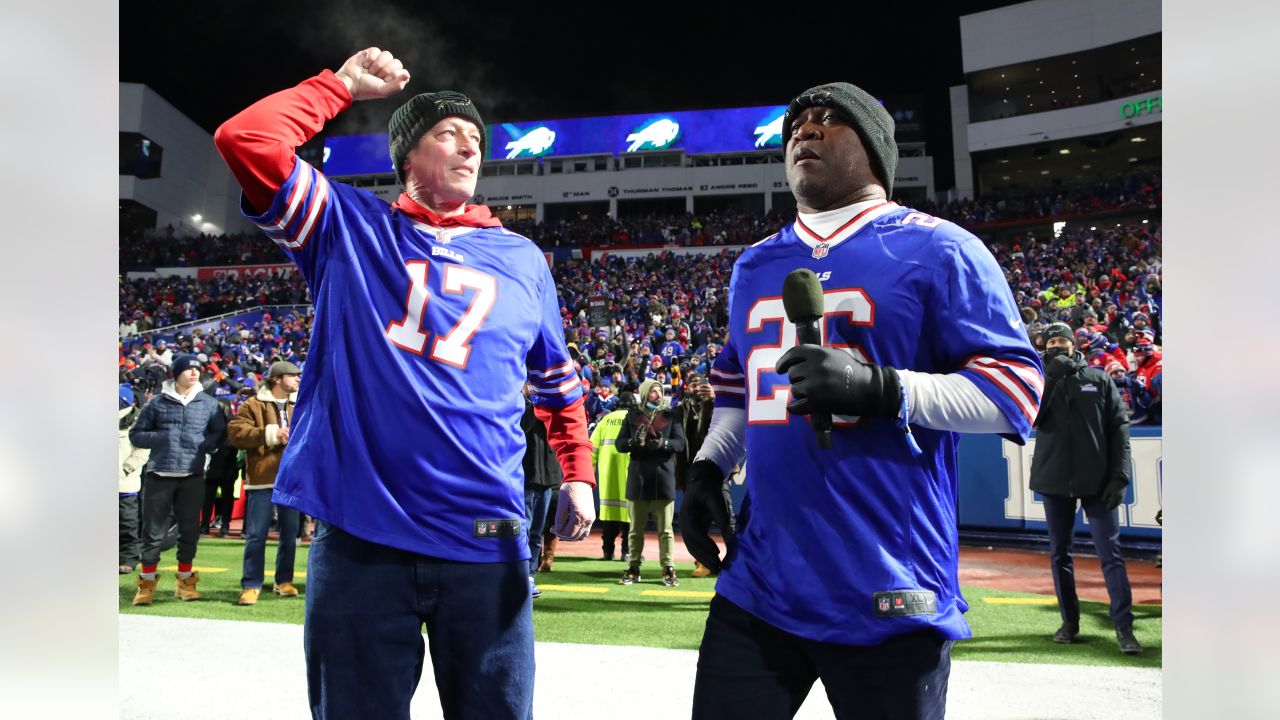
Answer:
[{"left": 122, "top": 1, "right": 1022, "bottom": 185}]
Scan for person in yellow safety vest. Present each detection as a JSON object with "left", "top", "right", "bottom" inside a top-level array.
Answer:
[{"left": 591, "top": 391, "right": 636, "bottom": 561}]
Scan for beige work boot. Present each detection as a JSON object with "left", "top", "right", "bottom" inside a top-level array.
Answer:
[
  {"left": 273, "top": 582, "right": 299, "bottom": 597},
  {"left": 174, "top": 571, "right": 201, "bottom": 601},
  {"left": 237, "top": 588, "right": 260, "bottom": 606},
  {"left": 132, "top": 574, "right": 158, "bottom": 606}
]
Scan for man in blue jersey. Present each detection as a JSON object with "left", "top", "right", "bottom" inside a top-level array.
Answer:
[
  {"left": 680, "top": 83, "right": 1043, "bottom": 719},
  {"left": 215, "top": 47, "right": 597, "bottom": 720}
]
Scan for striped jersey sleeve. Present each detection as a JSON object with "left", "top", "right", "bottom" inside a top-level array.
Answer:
[
  {"left": 243, "top": 158, "right": 334, "bottom": 287},
  {"left": 936, "top": 229, "right": 1044, "bottom": 443},
  {"left": 709, "top": 337, "right": 747, "bottom": 410},
  {"left": 526, "top": 258, "right": 584, "bottom": 409}
]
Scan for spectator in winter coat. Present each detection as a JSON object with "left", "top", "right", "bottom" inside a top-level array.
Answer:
[
  {"left": 614, "top": 378, "right": 686, "bottom": 587},
  {"left": 118, "top": 385, "right": 149, "bottom": 574},
  {"left": 227, "top": 361, "right": 302, "bottom": 606},
  {"left": 1030, "top": 324, "right": 1142, "bottom": 655},
  {"left": 127, "top": 354, "right": 227, "bottom": 605}
]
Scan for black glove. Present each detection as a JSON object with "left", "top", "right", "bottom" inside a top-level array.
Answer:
[
  {"left": 775, "top": 345, "right": 900, "bottom": 418},
  {"left": 1102, "top": 479, "right": 1127, "bottom": 510},
  {"left": 1044, "top": 350, "right": 1076, "bottom": 379},
  {"left": 679, "top": 460, "right": 734, "bottom": 574}
]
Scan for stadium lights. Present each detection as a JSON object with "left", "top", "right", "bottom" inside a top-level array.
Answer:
[
  {"left": 999, "top": 159, "right": 1009, "bottom": 164},
  {"left": 1059, "top": 149, "right": 1070, "bottom": 154},
  {"left": 1082, "top": 164, "right": 1092, "bottom": 169},
  {"left": 1040, "top": 170, "right": 1050, "bottom": 175},
  {"left": 191, "top": 214, "right": 202, "bottom": 222},
  {"left": 1131, "top": 137, "right": 1146, "bottom": 143},
  {"left": 1128, "top": 157, "right": 1139, "bottom": 162},
  {"left": 1090, "top": 226, "right": 1097, "bottom": 230},
  {"left": 1142, "top": 220, "right": 1149, "bottom": 224}
]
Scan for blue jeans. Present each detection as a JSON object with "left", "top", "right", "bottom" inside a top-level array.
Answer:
[
  {"left": 304, "top": 520, "right": 535, "bottom": 720},
  {"left": 524, "top": 487, "right": 553, "bottom": 576},
  {"left": 1042, "top": 492, "right": 1135, "bottom": 630},
  {"left": 241, "top": 488, "right": 299, "bottom": 589},
  {"left": 693, "top": 595, "right": 951, "bottom": 720}
]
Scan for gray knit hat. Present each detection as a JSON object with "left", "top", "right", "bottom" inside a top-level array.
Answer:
[
  {"left": 388, "top": 91, "right": 486, "bottom": 185},
  {"left": 781, "top": 82, "right": 897, "bottom": 195}
]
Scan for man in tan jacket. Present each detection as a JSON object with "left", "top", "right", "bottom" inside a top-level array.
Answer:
[{"left": 228, "top": 361, "right": 302, "bottom": 605}]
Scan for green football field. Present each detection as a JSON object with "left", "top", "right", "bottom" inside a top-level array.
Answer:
[{"left": 120, "top": 539, "right": 1161, "bottom": 668}]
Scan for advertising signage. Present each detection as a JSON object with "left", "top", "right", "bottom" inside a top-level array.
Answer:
[{"left": 323, "top": 104, "right": 789, "bottom": 176}]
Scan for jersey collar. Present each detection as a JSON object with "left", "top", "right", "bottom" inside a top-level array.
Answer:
[{"left": 794, "top": 200, "right": 897, "bottom": 250}]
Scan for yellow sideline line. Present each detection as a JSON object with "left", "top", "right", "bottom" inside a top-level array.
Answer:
[
  {"left": 155, "top": 567, "right": 306, "bottom": 578},
  {"left": 640, "top": 590, "right": 715, "bottom": 599},
  {"left": 536, "top": 585, "right": 610, "bottom": 594}
]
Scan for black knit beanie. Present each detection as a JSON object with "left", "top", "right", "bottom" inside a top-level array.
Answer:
[
  {"left": 780, "top": 82, "right": 897, "bottom": 195},
  {"left": 1043, "top": 322, "right": 1075, "bottom": 346},
  {"left": 388, "top": 91, "right": 486, "bottom": 185}
]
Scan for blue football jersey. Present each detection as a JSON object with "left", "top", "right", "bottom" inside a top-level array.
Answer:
[
  {"left": 245, "top": 158, "right": 582, "bottom": 562},
  {"left": 708, "top": 202, "right": 1042, "bottom": 646}
]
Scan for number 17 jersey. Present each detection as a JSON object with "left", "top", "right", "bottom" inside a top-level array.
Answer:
[
  {"left": 709, "top": 202, "right": 1042, "bottom": 646},
  {"left": 245, "top": 158, "right": 582, "bottom": 563}
]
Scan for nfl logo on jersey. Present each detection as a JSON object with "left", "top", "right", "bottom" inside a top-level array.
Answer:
[
  {"left": 811, "top": 243, "right": 829, "bottom": 259},
  {"left": 878, "top": 596, "right": 891, "bottom": 613}
]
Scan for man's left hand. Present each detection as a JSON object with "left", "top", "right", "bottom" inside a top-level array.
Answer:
[
  {"left": 775, "top": 345, "right": 900, "bottom": 418},
  {"left": 550, "top": 481, "right": 595, "bottom": 540},
  {"left": 1102, "top": 480, "right": 1128, "bottom": 510}
]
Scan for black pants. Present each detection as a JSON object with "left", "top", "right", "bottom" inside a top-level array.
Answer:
[
  {"left": 140, "top": 472, "right": 205, "bottom": 567},
  {"left": 692, "top": 595, "right": 951, "bottom": 720},
  {"left": 202, "top": 464, "right": 237, "bottom": 528},
  {"left": 1042, "top": 493, "right": 1135, "bottom": 630},
  {"left": 599, "top": 520, "right": 629, "bottom": 559},
  {"left": 119, "top": 494, "right": 141, "bottom": 568}
]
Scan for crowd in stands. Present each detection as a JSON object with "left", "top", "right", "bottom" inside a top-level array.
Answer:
[
  {"left": 119, "top": 175, "right": 1161, "bottom": 270},
  {"left": 917, "top": 171, "right": 1160, "bottom": 227},
  {"left": 119, "top": 272, "right": 308, "bottom": 336},
  {"left": 120, "top": 204, "right": 1162, "bottom": 426}
]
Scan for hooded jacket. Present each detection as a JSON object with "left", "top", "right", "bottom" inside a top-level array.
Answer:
[
  {"left": 227, "top": 385, "right": 297, "bottom": 489},
  {"left": 614, "top": 379, "right": 687, "bottom": 501},
  {"left": 1029, "top": 351, "right": 1131, "bottom": 498},
  {"left": 128, "top": 380, "right": 227, "bottom": 475}
]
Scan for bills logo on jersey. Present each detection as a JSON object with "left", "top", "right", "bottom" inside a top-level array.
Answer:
[{"left": 812, "top": 243, "right": 829, "bottom": 260}]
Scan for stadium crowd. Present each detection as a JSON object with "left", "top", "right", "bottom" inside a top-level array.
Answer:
[
  {"left": 120, "top": 217, "right": 1161, "bottom": 426},
  {"left": 119, "top": 174, "right": 1160, "bottom": 269}
]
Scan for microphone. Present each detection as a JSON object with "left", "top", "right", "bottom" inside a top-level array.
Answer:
[{"left": 781, "top": 268, "right": 832, "bottom": 449}]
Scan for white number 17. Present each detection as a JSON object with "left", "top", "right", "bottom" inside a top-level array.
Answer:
[{"left": 385, "top": 262, "right": 498, "bottom": 369}]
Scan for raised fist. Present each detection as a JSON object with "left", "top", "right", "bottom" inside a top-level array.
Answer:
[{"left": 334, "top": 47, "right": 411, "bottom": 101}]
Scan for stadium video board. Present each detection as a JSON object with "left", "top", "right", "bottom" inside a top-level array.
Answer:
[{"left": 322, "top": 104, "right": 789, "bottom": 176}]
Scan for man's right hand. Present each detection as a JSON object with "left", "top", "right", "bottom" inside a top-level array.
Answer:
[
  {"left": 680, "top": 460, "right": 734, "bottom": 573},
  {"left": 335, "top": 47, "right": 411, "bottom": 101},
  {"left": 277, "top": 426, "right": 290, "bottom": 444}
]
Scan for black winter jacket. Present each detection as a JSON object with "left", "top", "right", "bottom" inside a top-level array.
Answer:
[
  {"left": 1029, "top": 352, "right": 1131, "bottom": 498},
  {"left": 615, "top": 406, "right": 686, "bottom": 501},
  {"left": 128, "top": 383, "right": 228, "bottom": 475},
  {"left": 521, "top": 401, "right": 563, "bottom": 490}
]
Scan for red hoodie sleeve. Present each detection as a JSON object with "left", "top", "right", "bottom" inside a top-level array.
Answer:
[
  {"left": 534, "top": 397, "right": 596, "bottom": 487},
  {"left": 213, "top": 70, "right": 352, "bottom": 213}
]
